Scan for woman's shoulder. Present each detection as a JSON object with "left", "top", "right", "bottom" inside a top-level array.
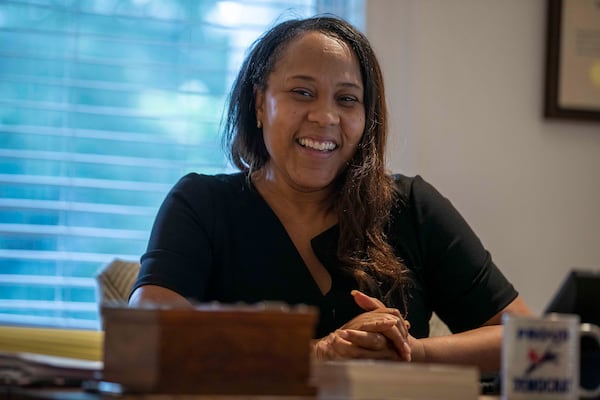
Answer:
[
  {"left": 390, "top": 173, "right": 441, "bottom": 207},
  {"left": 174, "top": 171, "right": 248, "bottom": 194},
  {"left": 167, "top": 171, "right": 252, "bottom": 211},
  {"left": 389, "top": 173, "right": 470, "bottom": 237},
  {"left": 177, "top": 171, "right": 246, "bottom": 185}
]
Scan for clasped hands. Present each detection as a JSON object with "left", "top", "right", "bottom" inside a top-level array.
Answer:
[{"left": 313, "top": 290, "right": 414, "bottom": 362}]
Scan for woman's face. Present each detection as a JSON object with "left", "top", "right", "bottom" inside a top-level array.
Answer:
[{"left": 254, "top": 31, "right": 365, "bottom": 193}]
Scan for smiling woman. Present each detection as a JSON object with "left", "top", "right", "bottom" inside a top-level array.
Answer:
[{"left": 129, "top": 16, "right": 531, "bottom": 373}]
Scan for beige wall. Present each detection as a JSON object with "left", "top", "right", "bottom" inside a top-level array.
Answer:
[{"left": 366, "top": 0, "right": 600, "bottom": 314}]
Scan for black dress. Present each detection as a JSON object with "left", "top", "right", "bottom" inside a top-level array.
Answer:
[{"left": 134, "top": 172, "right": 517, "bottom": 338}]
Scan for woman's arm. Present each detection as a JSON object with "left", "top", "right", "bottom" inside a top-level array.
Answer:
[
  {"left": 409, "top": 295, "right": 531, "bottom": 372},
  {"left": 347, "top": 291, "right": 532, "bottom": 372},
  {"left": 129, "top": 285, "right": 193, "bottom": 308}
]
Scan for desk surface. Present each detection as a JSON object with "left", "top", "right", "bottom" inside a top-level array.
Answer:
[{"left": 3, "top": 387, "right": 501, "bottom": 400}]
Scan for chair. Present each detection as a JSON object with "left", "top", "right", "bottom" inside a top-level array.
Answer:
[
  {"left": 429, "top": 312, "right": 452, "bottom": 337},
  {"left": 95, "top": 258, "right": 141, "bottom": 304}
]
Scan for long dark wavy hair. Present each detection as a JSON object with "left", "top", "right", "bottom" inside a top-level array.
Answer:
[{"left": 223, "top": 16, "right": 410, "bottom": 309}]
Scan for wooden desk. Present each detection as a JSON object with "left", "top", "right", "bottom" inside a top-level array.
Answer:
[
  {"left": 3, "top": 388, "right": 314, "bottom": 400},
  {"left": 3, "top": 387, "right": 501, "bottom": 400},
  {"left": 1, "top": 357, "right": 494, "bottom": 400}
]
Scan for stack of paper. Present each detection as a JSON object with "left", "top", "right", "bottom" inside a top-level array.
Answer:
[
  {"left": 0, "top": 352, "right": 102, "bottom": 386},
  {"left": 0, "top": 325, "right": 103, "bottom": 361},
  {"left": 312, "top": 360, "right": 480, "bottom": 400},
  {"left": 0, "top": 325, "right": 103, "bottom": 386}
]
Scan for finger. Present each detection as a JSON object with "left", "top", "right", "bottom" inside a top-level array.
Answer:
[
  {"left": 355, "top": 318, "right": 411, "bottom": 362},
  {"left": 342, "top": 329, "right": 389, "bottom": 351},
  {"left": 358, "top": 304, "right": 410, "bottom": 339},
  {"left": 350, "top": 290, "right": 409, "bottom": 331},
  {"left": 335, "top": 330, "right": 400, "bottom": 360},
  {"left": 351, "top": 289, "right": 386, "bottom": 311},
  {"left": 354, "top": 316, "right": 400, "bottom": 332},
  {"left": 371, "top": 307, "right": 402, "bottom": 318},
  {"left": 321, "top": 329, "right": 408, "bottom": 362},
  {"left": 383, "top": 326, "right": 412, "bottom": 362},
  {"left": 378, "top": 319, "right": 411, "bottom": 362},
  {"left": 367, "top": 323, "right": 410, "bottom": 361},
  {"left": 342, "top": 310, "right": 404, "bottom": 336},
  {"left": 315, "top": 330, "right": 353, "bottom": 360}
]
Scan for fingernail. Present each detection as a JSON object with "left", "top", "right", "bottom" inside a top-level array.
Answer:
[{"left": 350, "top": 290, "right": 359, "bottom": 296}]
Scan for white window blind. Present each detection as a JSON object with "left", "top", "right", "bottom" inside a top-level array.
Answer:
[{"left": 0, "top": 0, "right": 364, "bottom": 330}]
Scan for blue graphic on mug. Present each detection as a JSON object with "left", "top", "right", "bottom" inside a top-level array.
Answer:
[{"left": 524, "top": 348, "right": 559, "bottom": 375}]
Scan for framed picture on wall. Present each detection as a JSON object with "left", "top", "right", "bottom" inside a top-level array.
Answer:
[{"left": 544, "top": 0, "right": 600, "bottom": 121}]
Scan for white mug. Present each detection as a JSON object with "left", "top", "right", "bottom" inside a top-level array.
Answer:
[{"left": 502, "top": 313, "right": 600, "bottom": 400}]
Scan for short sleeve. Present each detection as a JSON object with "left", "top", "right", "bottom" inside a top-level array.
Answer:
[
  {"left": 132, "top": 173, "right": 216, "bottom": 300},
  {"left": 393, "top": 175, "right": 518, "bottom": 333}
]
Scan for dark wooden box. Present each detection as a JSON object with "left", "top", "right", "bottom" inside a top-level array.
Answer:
[{"left": 101, "top": 303, "right": 318, "bottom": 395}]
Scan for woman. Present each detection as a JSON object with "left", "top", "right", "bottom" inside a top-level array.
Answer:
[{"left": 129, "top": 16, "right": 531, "bottom": 372}]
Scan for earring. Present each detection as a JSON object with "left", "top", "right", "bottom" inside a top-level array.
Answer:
[{"left": 257, "top": 120, "right": 262, "bottom": 129}]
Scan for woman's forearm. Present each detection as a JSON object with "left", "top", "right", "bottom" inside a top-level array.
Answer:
[{"left": 411, "top": 325, "right": 503, "bottom": 373}]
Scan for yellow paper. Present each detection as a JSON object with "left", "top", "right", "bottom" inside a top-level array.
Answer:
[{"left": 0, "top": 325, "right": 103, "bottom": 361}]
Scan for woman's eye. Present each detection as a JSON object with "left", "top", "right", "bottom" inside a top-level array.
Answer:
[
  {"left": 339, "top": 95, "right": 359, "bottom": 105},
  {"left": 292, "top": 89, "right": 312, "bottom": 97}
]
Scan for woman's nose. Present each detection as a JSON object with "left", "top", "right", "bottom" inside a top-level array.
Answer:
[{"left": 307, "top": 100, "right": 340, "bottom": 126}]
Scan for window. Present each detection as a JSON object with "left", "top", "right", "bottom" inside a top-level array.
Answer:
[{"left": 0, "top": 0, "right": 364, "bottom": 330}]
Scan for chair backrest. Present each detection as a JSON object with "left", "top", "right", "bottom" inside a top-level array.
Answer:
[
  {"left": 95, "top": 258, "right": 141, "bottom": 304},
  {"left": 429, "top": 312, "right": 451, "bottom": 337}
]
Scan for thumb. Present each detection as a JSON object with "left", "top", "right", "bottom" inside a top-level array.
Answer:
[{"left": 351, "top": 289, "right": 386, "bottom": 311}]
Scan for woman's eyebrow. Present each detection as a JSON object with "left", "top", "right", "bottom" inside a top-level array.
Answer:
[{"left": 287, "top": 75, "right": 363, "bottom": 90}]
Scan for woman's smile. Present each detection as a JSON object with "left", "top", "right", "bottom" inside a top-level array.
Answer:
[{"left": 297, "top": 137, "right": 338, "bottom": 152}]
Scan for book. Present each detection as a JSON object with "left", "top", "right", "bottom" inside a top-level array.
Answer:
[
  {"left": 311, "top": 359, "right": 480, "bottom": 400},
  {"left": 0, "top": 325, "right": 104, "bottom": 386},
  {"left": 0, "top": 325, "right": 103, "bottom": 361},
  {"left": 0, "top": 352, "right": 102, "bottom": 386}
]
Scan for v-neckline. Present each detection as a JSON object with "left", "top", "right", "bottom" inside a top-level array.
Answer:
[{"left": 245, "top": 175, "right": 338, "bottom": 296}]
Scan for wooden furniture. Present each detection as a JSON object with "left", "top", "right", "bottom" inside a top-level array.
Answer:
[
  {"left": 101, "top": 304, "right": 317, "bottom": 396},
  {"left": 2, "top": 387, "right": 501, "bottom": 400}
]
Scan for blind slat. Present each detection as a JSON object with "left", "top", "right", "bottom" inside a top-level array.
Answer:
[
  {"left": 0, "top": 124, "right": 190, "bottom": 144},
  {"left": 0, "top": 249, "right": 140, "bottom": 263},
  {"left": 0, "top": 275, "right": 95, "bottom": 288},
  {"left": 0, "top": 174, "right": 173, "bottom": 192},
  {"left": 0, "top": 149, "right": 217, "bottom": 169},
  {"left": 0, "top": 223, "right": 147, "bottom": 240},
  {"left": 0, "top": 198, "right": 156, "bottom": 216}
]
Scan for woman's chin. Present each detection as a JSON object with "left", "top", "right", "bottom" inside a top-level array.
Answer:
[{"left": 290, "top": 174, "right": 338, "bottom": 193}]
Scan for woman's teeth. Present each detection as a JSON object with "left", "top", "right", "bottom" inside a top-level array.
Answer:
[{"left": 297, "top": 138, "right": 337, "bottom": 151}]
